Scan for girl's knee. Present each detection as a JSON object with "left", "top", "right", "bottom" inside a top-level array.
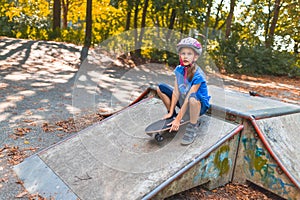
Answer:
[
  {"left": 189, "top": 96, "right": 200, "bottom": 106},
  {"left": 157, "top": 84, "right": 165, "bottom": 96}
]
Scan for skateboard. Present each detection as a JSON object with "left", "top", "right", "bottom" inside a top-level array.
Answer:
[{"left": 145, "top": 117, "right": 190, "bottom": 142}]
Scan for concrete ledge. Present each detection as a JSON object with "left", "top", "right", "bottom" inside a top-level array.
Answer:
[{"left": 14, "top": 156, "right": 78, "bottom": 200}]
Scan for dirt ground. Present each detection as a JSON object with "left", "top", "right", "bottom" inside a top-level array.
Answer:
[
  {"left": 219, "top": 73, "right": 299, "bottom": 105},
  {"left": 0, "top": 37, "right": 299, "bottom": 199}
]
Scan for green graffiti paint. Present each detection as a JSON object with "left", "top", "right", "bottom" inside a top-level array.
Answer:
[
  {"left": 242, "top": 134, "right": 294, "bottom": 195},
  {"left": 214, "top": 145, "right": 230, "bottom": 175}
]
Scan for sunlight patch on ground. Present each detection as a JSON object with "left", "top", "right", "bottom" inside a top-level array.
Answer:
[
  {"left": 30, "top": 82, "right": 53, "bottom": 87},
  {"left": 0, "top": 101, "right": 16, "bottom": 112},
  {"left": 0, "top": 113, "right": 11, "bottom": 122},
  {"left": 18, "top": 90, "right": 35, "bottom": 96},
  {"left": 0, "top": 83, "right": 9, "bottom": 89},
  {"left": 4, "top": 73, "right": 31, "bottom": 81}
]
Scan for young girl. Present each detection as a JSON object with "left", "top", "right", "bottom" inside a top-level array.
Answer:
[{"left": 157, "top": 37, "right": 210, "bottom": 145}]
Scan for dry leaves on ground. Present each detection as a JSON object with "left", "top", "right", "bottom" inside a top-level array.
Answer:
[
  {"left": 14, "top": 127, "right": 31, "bottom": 137},
  {"left": 170, "top": 183, "right": 284, "bottom": 200},
  {"left": 41, "top": 113, "right": 104, "bottom": 134},
  {"left": 0, "top": 145, "right": 37, "bottom": 165},
  {"left": 219, "top": 74, "right": 300, "bottom": 104}
]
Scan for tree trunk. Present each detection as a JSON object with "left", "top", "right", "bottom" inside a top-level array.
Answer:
[
  {"left": 266, "top": 0, "right": 281, "bottom": 48},
  {"left": 53, "top": 0, "right": 61, "bottom": 37},
  {"left": 166, "top": 8, "right": 176, "bottom": 40},
  {"left": 225, "top": 0, "right": 235, "bottom": 38},
  {"left": 294, "top": 40, "right": 299, "bottom": 54},
  {"left": 136, "top": 0, "right": 149, "bottom": 55},
  {"left": 204, "top": 0, "right": 213, "bottom": 48},
  {"left": 265, "top": 0, "right": 272, "bottom": 45},
  {"left": 204, "top": 0, "right": 213, "bottom": 31},
  {"left": 125, "top": 9, "right": 131, "bottom": 30},
  {"left": 80, "top": 0, "right": 92, "bottom": 63},
  {"left": 125, "top": 0, "right": 133, "bottom": 30},
  {"left": 61, "top": 0, "right": 69, "bottom": 29},
  {"left": 213, "top": 0, "right": 224, "bottom": 31},
  {"left": 155, "top": 15, "right": 160, "bottom": 38},
  {"left": 133, "top": 0, "right": 140, "bottom": 51}
]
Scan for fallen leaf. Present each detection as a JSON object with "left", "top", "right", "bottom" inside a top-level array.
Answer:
[
  {"left": 29, "top": 122, "right": 37, "bottom": 126},
  {"left": 25, "top": 110, "right": 33, "bottom": 115},
  {"left": 41, "top": 123, "right": 56, "bottom": 132},
  {"left": 56, "top": 133, "right": 65, "bottom": 138},
  {"left": 1, "top": 177, "right": 9, "bottom": 182},
  {"left": 15, "top": 180, "right": 23, "bottom": 185},
  {"left": 23, "top": 119, "right": 34, "bottom": 123},
  {"left": 15, "top": 190, "right": 28, "bottom": 198},
  {"left": 9, "top": 134, "right": 18, "bottom": 140},
  {"left": 14, "top": 127, "right": 31, "bottom": 136}
]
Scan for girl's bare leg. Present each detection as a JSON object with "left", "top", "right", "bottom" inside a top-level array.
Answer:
[
  {"left": 189, "top": 97, "right": 201, "bottom": 124},
  {"left": 157, "top": 87, "right": 171, "bottom": 111}
]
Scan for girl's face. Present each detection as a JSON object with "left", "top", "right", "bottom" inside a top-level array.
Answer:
[{"left": 179, "top": 47, "right": 198, "bottom": 66}]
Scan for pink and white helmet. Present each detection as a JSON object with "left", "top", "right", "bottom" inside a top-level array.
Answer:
[{"left": 176, "top": 37, "right": 202, "bottom": 56}]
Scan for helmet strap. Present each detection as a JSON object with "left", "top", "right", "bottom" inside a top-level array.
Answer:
[
  {"left": 180, "top": 57, "right": 194, "bottom": 84},
  {"left": 179, "top": 56, "right": 196, "bottom": 84}
]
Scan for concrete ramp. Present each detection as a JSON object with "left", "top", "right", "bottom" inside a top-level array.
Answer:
[
  {"left": 14, "top": 97, "right": 238, "bottom": 199},
  {"left": 14, "top": 86, "right": 300, "bottom": 199}
]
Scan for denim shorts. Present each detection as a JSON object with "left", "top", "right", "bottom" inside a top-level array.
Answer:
[{"left": 158, "top": 83, "right": 209, "bottom": 116}]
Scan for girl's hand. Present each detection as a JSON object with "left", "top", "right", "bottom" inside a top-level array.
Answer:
[{"left": 168, "top": 117, "right": 180, "bottom": 132}]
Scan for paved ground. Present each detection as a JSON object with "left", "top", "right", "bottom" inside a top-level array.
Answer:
[
  {"left": 0, "top": 37, "right": 175, "bottom": 199},
  {"left": 0, "top": 37, "right": 82, "bottom": 199}
]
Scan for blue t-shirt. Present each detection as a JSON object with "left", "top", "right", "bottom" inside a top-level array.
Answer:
[{"left": 174, "top": 65, "right": 210, "bottom": 108}]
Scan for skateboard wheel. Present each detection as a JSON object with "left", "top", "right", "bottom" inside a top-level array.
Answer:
[{"left": 154, "top": 133, "right": 164, "bottom": 142}]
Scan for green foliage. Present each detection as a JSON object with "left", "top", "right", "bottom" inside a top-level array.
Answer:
[
  {"left": 208, "top": 34, "right": 299, "bottom": 76},
  {"left": 0, "top": 0, "right": 298, "bottom": 77},
  {"left": 60, "top": 29, "right": 85, "bottom": 44},
  {"left": 238, "top": 45, "right": 296, "bottom": 76},
  {"left": 148, "top": 49, "right": 178, "bottom": 67},
  {"left": 0, "top": 16, "right": 14, "bottom": 36},
  {"left": 0, "top": 0, "right": 50, "bottom": 39},
  {"left": 11, "top": 13, "right": 50, "bottom": 40}
]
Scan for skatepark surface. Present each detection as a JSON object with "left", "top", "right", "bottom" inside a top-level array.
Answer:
[{"left": 13, "top": 57, "right": 300, "bottom": 199}]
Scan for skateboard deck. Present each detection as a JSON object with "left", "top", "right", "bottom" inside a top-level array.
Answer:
[{"left": 145, "top": 117, "right": 190, "bottom": 142}]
